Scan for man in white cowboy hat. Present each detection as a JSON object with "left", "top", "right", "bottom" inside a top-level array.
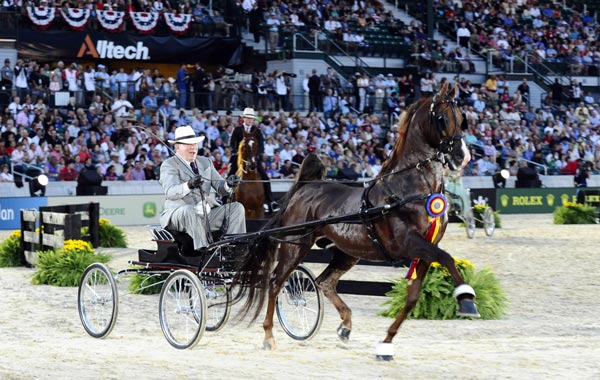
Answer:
[
  {"left": 229, "top": 107, "right": 280, "bottom": 213},
  {"left": 160, "top": 125, "right": 245, "bottom": 251}
]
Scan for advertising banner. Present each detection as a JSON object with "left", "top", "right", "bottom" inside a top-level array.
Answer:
[
  {"left": 47, "top": 195, "right": 164, "bottom": 226},
  {"left": 496, "top": 188, "right": 600, "bottom": 214},
  {"left": 0, "top": 197, "right": 48, "bottom": 230},
  {"left": 17, "top": 30, "right": 243, "bottom": 65}
]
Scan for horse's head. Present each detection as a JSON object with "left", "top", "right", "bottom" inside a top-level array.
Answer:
[
  {"left": 239, "top": 131, "right": 259, "bottom": 172},
  {"left": 427, "top": 82, "right": 470, "bottom": 170}
]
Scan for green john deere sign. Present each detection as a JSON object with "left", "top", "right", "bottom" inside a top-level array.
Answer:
[
  {"left": 143, "top": 202, "right": 157, "bottom": 218},
  {"left": 496, "top": 188, "right": 599, "bottom": 213}
]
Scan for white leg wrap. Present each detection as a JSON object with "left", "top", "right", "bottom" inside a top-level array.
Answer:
[
  {"left": 375, "top": 342, "right": 394, "bottom": 356},
  {"left": 453, "top": 284, "right": 476, "bottom": 298}
]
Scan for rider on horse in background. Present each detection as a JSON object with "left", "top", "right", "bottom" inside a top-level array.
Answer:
[{"left": 229, "top": 107, "right": 280, "bottom": 214}]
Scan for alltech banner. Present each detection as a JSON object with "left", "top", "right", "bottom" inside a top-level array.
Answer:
[
  {"left": 496, "top": 187, "right": 600, "bottom": 214},
  {"left": 17, "top": 30, "right": 242, "bottom": 65}
]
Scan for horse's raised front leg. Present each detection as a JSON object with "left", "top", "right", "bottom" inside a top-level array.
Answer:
[
  {"left": 406, "top": 233, "right": 481, "bottom": 319},
  {"left": 376, "top": 258, "right": 429, "bottom": 361},
  {"left": 262, "top": 242, "right": 309, "bottom": 350},
  {"left": 315, "top": 246, "right": 359, "bottom": 342}
]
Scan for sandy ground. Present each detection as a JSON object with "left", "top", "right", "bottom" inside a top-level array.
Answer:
[{"left": 0, "top": 214, "right": 599, "bottom": 380}]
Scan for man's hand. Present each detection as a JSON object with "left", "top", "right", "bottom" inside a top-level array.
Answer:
[
  {"left": 187, "top": 175, "right": 203, "bottom": 189},
  {"left": 226, "top": 175, "right": 241, "bottom": 188}
]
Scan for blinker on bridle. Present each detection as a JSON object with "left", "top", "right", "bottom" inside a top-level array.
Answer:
[{"left": 429, "top": 94, "right": 463, "bottom": 155}]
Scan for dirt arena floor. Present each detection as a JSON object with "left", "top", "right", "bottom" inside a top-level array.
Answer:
[{"left": 0, "top": 214, "right": 598, "bottom": 380}]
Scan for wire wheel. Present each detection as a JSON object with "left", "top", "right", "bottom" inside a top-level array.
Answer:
[
  {"left": 276, "top": 264, "right": 324, "bottom": 341},
  {"left": 483, "top": 207, "right": 496, "bottom": 237},
  {"left": 203, "top": 280, "right": 231, "bottom": 333},
  {"left": 464, "top": 208, "right": 476, "bottom": 239},
  {"left": 78, "top": 263, "right": 118, "bottom": 339},
  {"left": 159, "top": 270, "right": 207, "bottom": 349}
]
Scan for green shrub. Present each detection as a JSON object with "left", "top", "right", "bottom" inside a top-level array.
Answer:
[
  {"left": 553, "top": 202, "right": 597, "bottom": 224},
  {"left": 0, "top": 230, "right": 23, "bottom": 267},
  {"left": 32, "top": 239, "right": 111, "bottom": 287},
  {"left": 380, "top": 258, "right": 508, "bottom": 320},
  {"left": 83, "top": 218, "right": 128, "bottom": 248},
  {"left": 128, "top": 270, "right": 167, "bottom": 295}
]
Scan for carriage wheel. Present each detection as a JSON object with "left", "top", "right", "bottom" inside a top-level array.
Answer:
[
  {"left": 276, "top": 264, "right": 324, "bottom": 341},
  {"left": 483, "top": 207, "right": 496, "bottom": 237},
  {"left": 78, "top": 263, "right": 118, "bottom": 339},
  {"left": 464, "top": 208, "right": 476, "bottom": 239},
  {"left": 203, "top": 280, "right": 231, "bottom": 333},
  {"left": 159, "top": 270, "right": 207, "bottom": 349}
]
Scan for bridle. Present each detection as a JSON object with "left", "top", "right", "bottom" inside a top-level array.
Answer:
[
  {"left": 429, "top": 93, "right": 465, "bottom": 158},
  {"left": 240, "top": 136, "right": 258, "bottom": 174}
]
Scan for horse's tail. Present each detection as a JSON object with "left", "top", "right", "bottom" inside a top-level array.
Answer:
[{"left": 231, "top": 153, "right": 326, "bottom": 321}]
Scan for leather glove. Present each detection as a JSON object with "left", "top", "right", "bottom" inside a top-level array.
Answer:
[
  {"left": 187, "top": 175, "right": 203, "bottom": 190},
  {"left": 226, "top": 175, "right": 241, "bottom": 188}
]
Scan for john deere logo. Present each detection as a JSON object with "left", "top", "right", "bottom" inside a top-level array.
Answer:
[
  {"left": 143, "top": 202, "right": 157, "bottom": 218},
  {"left": 500, "top": 194, "right": 509, "bottom": 207}
]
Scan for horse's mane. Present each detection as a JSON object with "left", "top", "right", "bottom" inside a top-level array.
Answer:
[
  {"left": 377, "top": 99, "right": 423, "bottom": 177},
  {"left": 272, "top": 153, "right": 325, "bottom": 218},
  {"left": 236, "top": 139, "right": 245, "bottom": 177}
]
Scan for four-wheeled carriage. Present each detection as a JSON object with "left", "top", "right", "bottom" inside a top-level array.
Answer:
[
  {"left": 77, "top": 224, "right": 324, "bottom": 349},
  {"left": 445, "top": 175, "right": 496, "bottom": 238}
]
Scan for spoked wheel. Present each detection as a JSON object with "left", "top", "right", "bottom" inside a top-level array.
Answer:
[
  {"left": 159, "top": 270, "right": 207, "bottom": 349},
  {"left": 483, "top": 207, "right": 496, "bottom": 237},
  {"left": 78, "top": 263, "right": 118, "bottom": 339},
  {"left": 203, "top": 280, "right": 231, "bottom": 333},
  {"left": 464, "top": 208, "right": 476, "bottom": 239},
  {"left": 276, "top": 264, "right": 324, "bottom": 341}
]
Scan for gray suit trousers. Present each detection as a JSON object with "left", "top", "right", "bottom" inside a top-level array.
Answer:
[{"left": 165, "top": 202, "right": 246, "bottom": 249}]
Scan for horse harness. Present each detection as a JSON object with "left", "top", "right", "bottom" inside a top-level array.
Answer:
[{"left": 358, "top": 97, "right": 464, "bottom": 265}]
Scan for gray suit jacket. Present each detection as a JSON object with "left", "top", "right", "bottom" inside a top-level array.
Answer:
[{"left": 159, "top": 154, "right": 229, "bottom": 227}]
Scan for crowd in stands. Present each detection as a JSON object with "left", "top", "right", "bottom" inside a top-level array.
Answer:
[{"left": 1, "top": 58, "right": 600, "bottom": 188}]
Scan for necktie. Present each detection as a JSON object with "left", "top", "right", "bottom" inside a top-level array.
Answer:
[{"left": 191, "top": 161, "right": 199, "bottom": 175}]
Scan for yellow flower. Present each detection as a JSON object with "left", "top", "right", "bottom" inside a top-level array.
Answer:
[
  {"left": 62, "top": 239, "right": 93, "bottom": 254},
  {"left": 99, "top": 218, "right": 111, "bottom": 227},
  {"left": 10, "top": 230, "right": 22, "bottom": 239}
]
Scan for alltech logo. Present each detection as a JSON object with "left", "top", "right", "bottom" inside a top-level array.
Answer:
[{"left": 77, "top": 35, "right": 150, "bottom": 60}]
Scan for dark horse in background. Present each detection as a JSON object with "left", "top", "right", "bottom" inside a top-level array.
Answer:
[
  {"left": 234, "top": 129, "right": 265, "bottom": 219},
  {"left": 233, "top": 82, "right": 478, "bottom": 360}
]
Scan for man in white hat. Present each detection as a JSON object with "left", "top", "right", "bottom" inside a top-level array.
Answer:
[
  {"left": 160, "top": 125, "right": 245, "bottom": 251},
  {"left": 229, "top": 107, "right": 279, "bottom": 213}
]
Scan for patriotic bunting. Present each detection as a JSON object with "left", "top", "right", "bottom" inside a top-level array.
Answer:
[
  {"left": 163, "top": 12, "right": 193, "bottom": 35},
  {"left": 129, "top": 11, "right": 160, "bottom": 35},
  {"left": 97, "top": 9, "right": 126, "bottom": 33},
  {"left": 60, "top": 8, "right": 91, "bottom": 31},
  {"left": 26, "top": 6, "right": 56, "bottom": 29}
]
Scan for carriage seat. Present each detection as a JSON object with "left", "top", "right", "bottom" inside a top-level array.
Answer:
[{"left": 137, "top": 226, "right": 221, "bottom": 266}]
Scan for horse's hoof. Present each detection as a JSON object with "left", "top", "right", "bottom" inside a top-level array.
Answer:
[
  {"left": 457, "top": 298, "right": 481, "bottom": 318},
  {"left": 337, "top": 323, "right": 351, "bottom": 342},
  {"left": 263, "top": 340, "right": 275, "bottom": 351},
  {"left": 375, "top": 342, "right": 394, "bottom": 361}
]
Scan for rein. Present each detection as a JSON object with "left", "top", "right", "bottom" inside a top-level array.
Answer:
[{"left": 358, "top": 95, "right": 463, "bottom": 264}]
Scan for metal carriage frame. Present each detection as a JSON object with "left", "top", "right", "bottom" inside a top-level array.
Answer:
[
  {"left": 444, "top": 176, "right": 496, "bottom": 239},
  {"left": 77, "top": 220, "right": 334, "bottom": 350}
]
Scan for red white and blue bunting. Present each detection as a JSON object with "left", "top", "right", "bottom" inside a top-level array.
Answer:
[
  {"left": 26, "top": 6, "right": 56, "bottom": 29},
  {"left": 97, "top": 10, "right": 126, "bottom": 33},
  {"left": 129, "top": 12, "right": 159, "bottom": 35},
  {"left": 163, "top": 13, "right": 193, "bottom": 35},
  {"left": 60, "top": 8, "right": 91, "bottom": 31}
]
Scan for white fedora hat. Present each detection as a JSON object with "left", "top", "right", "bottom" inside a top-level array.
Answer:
[
  {"left": 242, "top": 107, "right": 256, "bottom": 119},
  {"left": 167, "top": 125, "right": 205, "bottom": 144}
]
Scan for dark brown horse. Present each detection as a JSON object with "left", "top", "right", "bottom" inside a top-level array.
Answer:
[
  {"left": 234, "top": 129, "right": 265, "bottom": 219},
  {"left": 234, "top": 82, "right": 477, "bottom": 360}
]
